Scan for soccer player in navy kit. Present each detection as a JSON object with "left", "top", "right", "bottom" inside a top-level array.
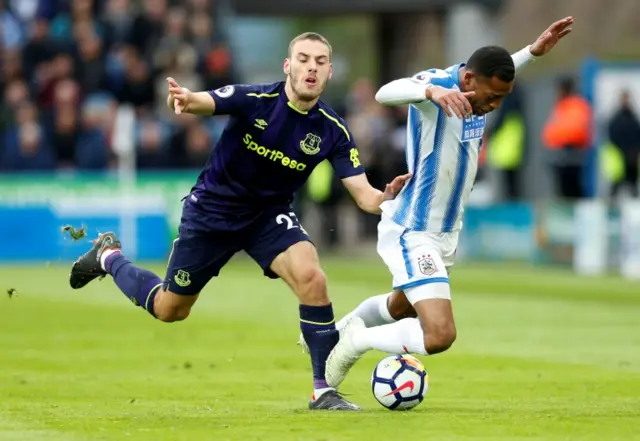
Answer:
[{"left": 68, "top": 32, "right": 410, "bottom": 411}]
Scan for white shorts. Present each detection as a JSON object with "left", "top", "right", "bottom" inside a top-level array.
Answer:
[{"left": 377, "top": 213, "right": 459, "bottom": 292}]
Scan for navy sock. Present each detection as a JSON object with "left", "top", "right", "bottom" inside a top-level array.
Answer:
[
  {"left": 106, "top": 253, "right": 162, "bottom": 317},
  {"left": 299, "top": 303, "right": 339, "bottom": 390}
]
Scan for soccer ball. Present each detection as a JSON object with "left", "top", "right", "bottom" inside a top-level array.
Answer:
[{"left": 371, "top": 354, "right": 428, "bottom": 410}]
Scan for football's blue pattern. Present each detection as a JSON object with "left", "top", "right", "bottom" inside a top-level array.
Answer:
[{"left": 372, "top": 354, "right": 427, "bottom": 410}]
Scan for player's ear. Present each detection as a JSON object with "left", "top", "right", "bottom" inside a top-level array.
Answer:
[
  {"left": 462, "top": 70, "right": 476, "bottom": 90},
  {"left": 283, "top": 58, "right": 291, "bottom": 75},
  {"left": 328, "top": 63, "right": 333, "bottom": 80}
]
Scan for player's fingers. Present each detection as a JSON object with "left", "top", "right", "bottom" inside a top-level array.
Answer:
[
  {"left": 390, "top": 176, "right": 409, "bottom": 189},
  {"left": 450, "top": 96, "right": 466, "bottom": 119},
  {"left": 465, "top": 100, "right": 473, "bottom": 116},
  {"left": 551, "top": 17, "right": 573, "bottom": 31},
  {"left": 457, "top": 99, "right": 468, "bottom": 118},
  {"left": 174, "top": 100, "right": 182, "bottom": 115},
  {"left": 457, "top": 97, "right": 470, "bottom": 118},
  {"left": 384, "top": 183, "right": 397, "bottom": 197},
  {"left": 438, "top": 99, "right": 452, "bottom": 117},
  {"left": 559, "top": 16, "right": 574, "bottom": 27},
  {"left": 167, "top": 77, "right": 180, "bottom": 88},
  {"left": 459, "top": 94, "right": 473, "bottom": 115},
  {"left": 441, "top": 97, "right": 458, "bottom": 118},
  {"left": 446, "top": 104, "right": 459, "bottom": 118},
  {"left": 558, "top": 28, "right": 572, "bottom": 39},
  {"left": 389, "top": 182, "right": 403, "bottom": 194},
  {"left": 168, "top": 86, "right": 183, "bottom": 94},
  {"left": 452, "top": 101, "right": 465, "bottom": 119}
]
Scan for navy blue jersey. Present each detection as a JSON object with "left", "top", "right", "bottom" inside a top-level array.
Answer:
[{"left": 186, "top": 81, "right": 365, "bottom": 229}]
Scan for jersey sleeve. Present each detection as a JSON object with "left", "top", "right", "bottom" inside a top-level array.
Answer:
[
  {"left": 410, "top": 69, "right": 457, "bottom": 89},
  {"left": 375, "top": 69, "right": 456, "bottom": 107},
  {"left": 328, "top": 129, "right": 365, "bottom": 179},
  {"left": 208, "top": 84, "right": 255, "bottom": 116}
]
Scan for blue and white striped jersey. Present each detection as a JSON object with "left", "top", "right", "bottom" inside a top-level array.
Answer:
[{"left": 379, "top": 64, "right": 486, "bottom": 233}]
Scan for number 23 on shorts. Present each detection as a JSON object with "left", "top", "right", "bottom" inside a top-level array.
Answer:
[{"left": 276, "top": 212, "right": 308, "bottom": 235}]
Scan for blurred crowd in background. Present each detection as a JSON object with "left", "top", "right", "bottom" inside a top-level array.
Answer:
[
  {"left": 0, "top": 0, "right": 235, "bottom": 171},
  {"left": 3, "top": 0, "right": 640, "bottom": 243}
]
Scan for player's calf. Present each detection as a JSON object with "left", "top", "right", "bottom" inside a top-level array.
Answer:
[
  {"left": 270, "top": 244, "right": 331, "bottom": 314},
  {"left": 325, "top": 282, "right": 456, "bottom": 388},
  {"left": 390, "top": 289, "right": 455, "bottom": 354},
  {"left": 69, "top": 232, "right": 199, "bottom": 322},
  {"left": 337, "top": 289, "right": 417, "bottom": 329},
  {"left": 419, "top": 299, "right": 457, "bottom": 354},
  {"left": 270, "top": 241, "right": 352, "bottom": 404},
  {"left": 299, "top": 289, "right": 417, "bottom": 354}
]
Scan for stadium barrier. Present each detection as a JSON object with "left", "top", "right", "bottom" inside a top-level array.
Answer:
[
  {"left": 0, "top": 171, "right": 638, "bottom": 279},
  {"left": 0, "top": 171, "right": 197, "bottom": 263}
]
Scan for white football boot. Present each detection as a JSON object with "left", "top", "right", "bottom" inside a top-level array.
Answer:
[
  {"left": 297, "top": 320, "right": 350, "bottom": 355},
  {"left": 297, "top": 332, "right": 310, "bottom": 354},
  {"left": 324, "top": 316, "right": 367, "bottom": 388}
]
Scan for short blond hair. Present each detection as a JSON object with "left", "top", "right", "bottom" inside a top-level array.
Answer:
[{"left": 288, "top": 32, "right": 332, "bottom": 59}]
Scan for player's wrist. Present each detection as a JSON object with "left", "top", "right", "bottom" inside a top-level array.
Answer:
[
  {"left": 525, "top": 44, "right": 540, "bottom": 59},
  {"left": 424, "top": 84, "right": 435, "bottom": 100},
  {"left": 512, "top": 45, "right": 538, "bottom": 72},
  {"left": 182, "top": 90, "right": 192, "bottom": 112}
]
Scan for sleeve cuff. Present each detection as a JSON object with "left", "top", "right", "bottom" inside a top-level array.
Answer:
[{"left": 512, "top": 45, "right": 537, "bottom": 72}]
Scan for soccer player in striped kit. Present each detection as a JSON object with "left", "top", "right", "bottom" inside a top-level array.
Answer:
[{"left": 313, "top": 17, "right": 575, "bottom": 389}]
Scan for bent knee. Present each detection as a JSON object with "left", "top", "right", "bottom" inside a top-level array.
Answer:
[
  {"left": 295, "top": 267, "right": 328, "bottom": 304},
  {"left": 424, "top": 324, "right": 457, "bottom": 354},
  {"left": 388, "top": 290, "right": 417, "bottom": 319},
  {"left": 153, "top": 289, "right": 196, "bottom": 323},
  {"left": 155, "top": 305, "right": 192, "bottom": 322}
]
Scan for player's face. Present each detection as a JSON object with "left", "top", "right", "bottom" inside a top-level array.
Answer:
[
  {"left": 284, "top": 39, "right": 332, "bottom": 102},
  {"left": 465, "top": 74, "right": 513, "bottom": 116}
]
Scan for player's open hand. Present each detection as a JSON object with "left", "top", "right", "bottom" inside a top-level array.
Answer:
[
  {"left": 529, "top": 16, "right": 574, "bottom": 57},
  {"left": 166, "top": 77, "right": 190, "bottom": 115},
  {"left": 428, "top": 86, "right": 475, "bottom": 119},
  {"left": 383, "top": 173, "right": 412, "bottom": 201}
]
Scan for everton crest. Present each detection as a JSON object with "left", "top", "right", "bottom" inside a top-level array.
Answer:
[
  {"left": 418, "top": 254, "right": 437, "bottom": 276},
  {"left": 300, "top": 133, "right": 321, "bottom": 155},
  {"left": 174, "top": 269, "right": 191, "bottom": 287}
]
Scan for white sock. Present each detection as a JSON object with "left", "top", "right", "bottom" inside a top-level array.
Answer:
[
  {"left": 100, "top": 249, "right": 121, "bottom": 272},
  {"left": 313, "top": 387, "right": 333, "bottom": 399},
  {"left": 352, "top": 318, "right": 428, "bottom": 355},
  {"left": 336, "top": 293, "right": 396, "bottom": 331}
]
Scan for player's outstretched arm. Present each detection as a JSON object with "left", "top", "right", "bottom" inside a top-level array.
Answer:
[
  {"left": 329, "top": 123, "right": 409, "bottom": 212},
  {"left": 375, "top": 76, "right": 474, "bottom": 118},
  {"left": 374, "top": 77, "right": 434, "bottom": 107},
  {"left": 512, "top": 16, "right": 574, "bottom": 73},
  {"left": 166, "top": 77, "right": 216, "bottom": 115},
  {"left": 341, "top": 173, "right": 412, "bottom": 215}
]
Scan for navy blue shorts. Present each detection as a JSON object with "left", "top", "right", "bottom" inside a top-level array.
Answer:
[{"left": 163, "top": 200, "right": 311, "bottom": 295}]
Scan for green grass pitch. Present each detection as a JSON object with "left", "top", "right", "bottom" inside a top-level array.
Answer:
[{"left": 1, "top": 257, "right": 639, "bottom": 440}]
